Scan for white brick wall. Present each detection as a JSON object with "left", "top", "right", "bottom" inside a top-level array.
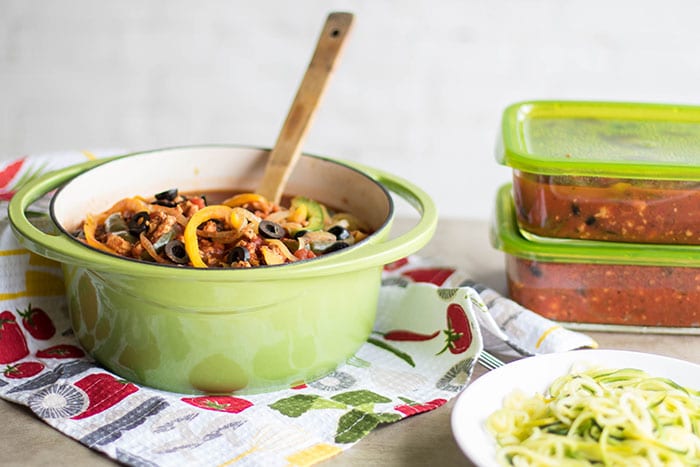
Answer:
[{"left": 2, "top": 0, "right": 700, "bottom": 219}]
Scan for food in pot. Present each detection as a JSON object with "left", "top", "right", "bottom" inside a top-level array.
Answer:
[
  {"left": 486, "top": 366, "right": 700, "bottom": 466},
  {"left": 513, "top": 170, "right": 700, "bottom": 244},
  {"left": 506, "top": 256, "right": 700, "bottom": 328},
  {"left": 73, "top": 189, "right": 372, "bottom": 268}
]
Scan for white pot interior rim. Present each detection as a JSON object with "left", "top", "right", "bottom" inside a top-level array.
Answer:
[{"left": 48, "top": 145, "right": 396, "bottom": 270}]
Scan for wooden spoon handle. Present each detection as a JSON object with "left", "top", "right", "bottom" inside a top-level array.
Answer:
[{"left": 257, "top": 12, "right": 355, "bottom": 203}]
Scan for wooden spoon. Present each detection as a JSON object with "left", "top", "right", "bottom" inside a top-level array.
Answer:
[{"left": 257, "top": 12, "right": 355, "bottom": 204}]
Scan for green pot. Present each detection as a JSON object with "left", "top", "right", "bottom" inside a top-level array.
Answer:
[{"left": 8, "top": 146, "right": 437, "bottom": 394}]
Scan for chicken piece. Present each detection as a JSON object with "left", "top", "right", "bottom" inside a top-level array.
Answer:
[
  {"left": 149, "top": 211, "right": 178, "bottom": 241},
  {"left": 104, "top": 234, "right": 133, "bottom": 256},
  {"left": 235, "top": 235, "right": 262, "bottom": 267},
  {"left": 198, "top": 239, "right": 226, "bottom": 266},
  {"left": 200, "top": 220, "right": 219, "bottom": 235},
  {"left": 182, "top": 200, "right": 201, "bottom": 218},
  {"left": 131, "top": 243, "right": 145, "bottom": 259}
]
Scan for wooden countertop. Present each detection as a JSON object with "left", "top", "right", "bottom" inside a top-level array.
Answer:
[{"left": 1, "top": 218, "right": 698, "bottom": 466}]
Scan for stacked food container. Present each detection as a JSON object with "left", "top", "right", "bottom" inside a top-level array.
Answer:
[{"left": 491, "top": 100, "right": 700, "bottom": 333}]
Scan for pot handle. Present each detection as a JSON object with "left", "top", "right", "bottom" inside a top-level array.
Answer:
[
  {"left": 336, "top": 160, "right": 438, "bottom": 266},
  {"left": 8, "top": 157, "right": 120, "bottom": 264}
]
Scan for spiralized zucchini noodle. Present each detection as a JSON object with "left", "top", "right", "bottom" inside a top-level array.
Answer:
[
  {"left": 486, "top": 366, "right": 700, "bottom": 466},
  {"left": 75, "top": 189, "right": 371, "bottom": 268}
]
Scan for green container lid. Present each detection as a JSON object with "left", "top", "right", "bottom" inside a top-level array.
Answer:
[
  {"left": 491, "top": 184, "right": 700, "bottom": 267},
  {"left": 497, "top": 100, "right": 700, "bottom": 180}
]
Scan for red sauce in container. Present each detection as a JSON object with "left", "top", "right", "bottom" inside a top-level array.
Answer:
[
  {"left": 492, "top": 184, "right": 700, "bottom": 331},
  {"left": 506, "top": 256, "right": 700, "bottom": 327},
  {"left": 513, "top": 171, "right": 700, "bottom": 244}
]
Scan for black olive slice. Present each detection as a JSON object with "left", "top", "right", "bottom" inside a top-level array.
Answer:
[
  {"left": 323, "top": 241, "right": 350, "bottom": 254},
  {"left": 155, "top": 188, "right": 178, "bottom": 201},
  {"left": 128, "top": 211, "right": 150, "bottom": 236},
  {"left": 227, "top": 246, "right": 250, "bottom": 264},
  {"left": 293, "top": 229, "right": 308, "bottom": 239},
  {"left": 152, "top": 199, "right": 177, "bottom": 207},
  {"left": 259, "top": 220, "right": 286, "bottom": 239},
  {"left": 164, "top": 240, "right": 189, "bottom": 264},
  {"left": 328, "top": 225, "right": 351, "bottom": 241}
]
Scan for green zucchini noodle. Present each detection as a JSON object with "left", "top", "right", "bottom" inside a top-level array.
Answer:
[{"left": 485, "top": 366, "right": 700, "bottom": 466}]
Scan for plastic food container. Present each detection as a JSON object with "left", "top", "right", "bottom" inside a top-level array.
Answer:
[
  {"left": 497, "top": 100, "right": 700, "bottom": 245},
  {"left": 491, "top": 184, "right": 700, "bottom": 333}
]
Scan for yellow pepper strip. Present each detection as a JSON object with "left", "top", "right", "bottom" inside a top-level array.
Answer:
[
  {"left": 264, "top": 239, "right": 298, "bottom": 262},
  {"left": 184, "top": 205, "right": 233, "bottom": 268},
  {"left": 230, "top": 208, "right": 247, "bottom": 231},
  {"left": 260, "top": 246, "right": 285, "bottom": 265},
  {"left": 231, "top": 207, "right": 262, "bottom": 231},
  {"left": 102, "top": 197, "right": 151, "bottom": 218},
  {"left": 83, "top": 214, "right": 118, "bottom": 254},
  {"left": 288, "top": 204, "right": 307, "bottom": 224},
  {"left": 222, "top": 193, "right": 269, "bottom": 208},
  {"left": 320, "top": 203, "right": 331, "bottom": 228},
  {"left": 353, "top": 231, "right": 368, "bottom": 243}
]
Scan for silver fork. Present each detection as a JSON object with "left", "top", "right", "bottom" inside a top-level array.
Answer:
[{"left": 477, "top": 350, "right": 506, "bottom": 371}]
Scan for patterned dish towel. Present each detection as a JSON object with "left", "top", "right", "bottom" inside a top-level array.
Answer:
[{"left": 0, "top": 152, "right": 597, "bottom": 466}]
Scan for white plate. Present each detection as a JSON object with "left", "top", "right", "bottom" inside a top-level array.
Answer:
[{"left": 451, "top": 349, "right": 700, "bottom": 467}]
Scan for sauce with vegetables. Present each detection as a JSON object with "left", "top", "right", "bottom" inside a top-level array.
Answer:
[
  {"left": 506, "top": 256, "right": 700, "bottom": 327},
  {"left": 514, "top": 170, "right": 700, "bottom": 244},
  {"left": 74, "top": 189, "right": 371, "bottom": 268}
]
